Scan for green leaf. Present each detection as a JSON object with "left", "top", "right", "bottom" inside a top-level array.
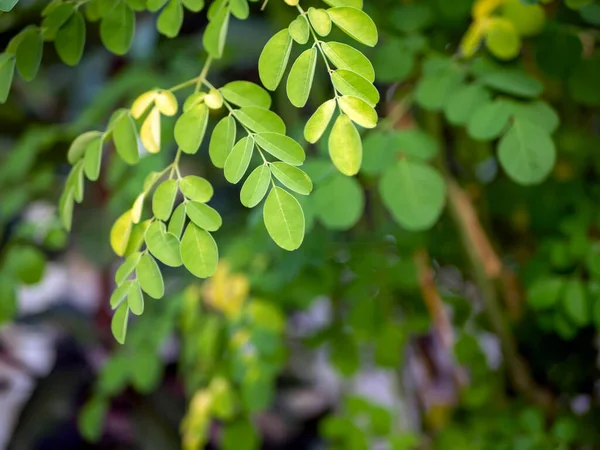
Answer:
[
  {"left": 263, "top": 187, "right": 305, "bottom": 251},
  {"left": 229, "top": 0, "right": 249, "bottom": 19},
  {"left": 289, "top": 15, "right": 310, "bottom": 45},
  {"left": 373, "top": 38, "right": 415, "bottom": 83},
  {"left": 113, "top": 113, "right": 139, "bottom": 164},
  {"left": 233, "top": 107, "right": 286, "bottom": 134},
  {"left": 180, "top": 176, "right": 213, "bottom": 202},
  {"left": 224, "top": 136, "right": 254, "bottom": 184},
  {"left": 270, "top": 162, "right": 312, "bottom": 195},
  {"left": 168, "top": 203, "right": 186, "bottom": 238},
  {"left": 125, "top": 220, "right": 151, "bottom": 257},
  {"left": 152, "top": 179, "right": 178, "bottom": 221},
  {"left": 5, "top": 245, "right": 46, "bottom": 285},
  {"left": 304, "top": 99, "right": 336, "bottom": 144},
  {"left": 157, "top": 0, "right": 183, "bottom": 38},
  {"left": 393, "top": 129, "right": 439, "bottom": 161},
  {"left": 327, "top": 7, "right": 378, "bottom": 47},
  {"left": 111, "top": 302, "right": 129, "bottom": 344},
  {"left": 182, "top": 0, "right": 204, "bottom": 11},
  {"left": 321, "top": 41, "right": 374, "bottom": 82},
  {"left": 78, "top": 397, "right": 108, "bottom": 443},
  {"left": 174, "top": 104, "right": 209, "bottom": 154},
  {"left": 314, "top": 173, "right": 364, "bottom": 230},
  {"left": 254, "top": 133, "right": 305, "bottom": 166},
  {"left": 83, "top": 135, "right": 103, "bottom": 181},
  {"left": 67, "top": 162, "right": 85, "bottom": 203},
  {"left": 467, "top": 99, "right": 512, "bottom": 141},
  {"left": 497, "top": 119, "right": 556, "bottom": 185},
  {"left": 43, "top": 4, "right": 75, "bottom": 40},
  {"left": 338, "top": 96, "right": 377, "bottom": 128},
  {"left": 220, "top": 81, "right": 271, "bottom": 109},
  {"left": 67, "top": 131, "right": 102, "bottom": 164},
  {"left": 209, "top": 116, "right": 236, "bottom": 168},
  {"left": 0, "top": 53, "right": 16, "bottom": 103},
  {"left": 287, "top": 47, "right": 318, "bottom": 108},
  {"left": 181, "top": 223, "right": 219, "bottom": 278},
  {"left": 203, "top": 5, "right": 229, "bottom": 58},
  {"left": 415, "top": 69, "right": 464, "bottom": 111},
  {"left": 331, "top": 69, "right": 379, "bottom": 107},
  {"left": 443, "top": 84, "right": 491, "bottom": 126},
  {"left": 329, "top": 114, "right": 362, "bottom": 176},
  {"left": 110, "top": 280, "right": 133, "bottom": 309},
  {"left": 479, "top": 68, "right": 543, "bottom": 98},
  {"left": 308, "top": 8, "right": 332, "bottom": 36},
  {"left": 136, "top": 253, "right": 164, "bottom": 299},
  {"left": 0, "top": 0, "right": 19, "bottom": 12},
  {"left": 145, "top": 221, "right": 183, "bottom": 267},
  {"left": 323, "top": 0, "right": 362, "bottom": 7},
  {"left": 380, "top": 159, "right": 446, "bottom": 231},
  {"left": 562, "top": 278, "right": 589, "bottom": 326},
  {"left": 509, "top": 100, "right": 559, "bottom": 134},
  {"left": 128, "top": 281, "right": 144, "bottom": 315},
  {"left": 16, "top": 30, "right": 43, "bottom": 81},
  {"left": 186, "top": 201, "right": 222, "bottom": 232},
  {"left": 240, "top": 165, "right": 271, "bottom": 208},
  {"left": 111, "top": 210, "right": 133, "bottom": 257},
  {"left": 361, "top": 131, "right": 399, "bottom": 175},
  {"left": 222, "top": 419, "right": 259, "bottom": 450},
  {"left": 100, "top": 1, "right": 135, "bottom": 55},
  {"left": 259, "top": 29, "right": 293, "bottom": 91},
  {"left": 55, "top": 11, "right": 86, "bottom": 66},
  {"left": 60, "top": 189, "right": 74, "bottom": 231},
  {"left": 115, "top": 252, "right": 142, "bottom": 285},
  {"left": 527, "top": 276, "right": 565, "bottom": 310}
]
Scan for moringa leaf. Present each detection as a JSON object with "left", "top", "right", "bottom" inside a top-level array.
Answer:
[
  {"left": 327, "top": 7, "right": 378, "bottom": 47},
  {"left": 255, "top": 133, "right": 306, "bottom": 166},
  {"left": 321, "top": 41, "right": 375, "bottom": 82},
  {"left": 145, "top": 221, "right": 183, "bottom": 267},
  {"left": 174, "top": 104, "right": 209, "bottom": 154},
  {"left": 209, "top": 116, "right": 237, "bottom": 168},
  {"left": 224, "top": 136, "right": 254, "bottom": 184},
  {"left": 233, "top": 107, "right": 286, "bottom": 134},
  {"left": 270, "top": 162, "right": 313, "bottom": 195},
  {"left": 263, "top": 187, "right": 305, "bottom": 251},
  {"left": 181, "top": 223, "right": 219, "bottom": 278},
  {"left": 220, "top": 81, "right": 271, "bottom": 109},
  {"left": 240, "top": 165, "right": 271, "bottom": 208},
  {"left": 180, "top": 176, "right": 213, "bottom": 203},
  {"left": 287, "top": 47, "right": 318, "bottom": 108},
  {"left": 304, "top": 99, "right": 336, "bottom": 144},
  {"left": 136, "top": 253, "right": 164, "bottom": 299},
  {"left": 259, "top": 29, "right": 293, "bottom": 91},
  {"left": 152, "top": 179, "right": 178, "bottom": 221},
  {"left": 328, "top": 114, "right": 362, "bottom": 176},
  {"left": 186, "top": 201, "right": 222, "bottom": 232}
]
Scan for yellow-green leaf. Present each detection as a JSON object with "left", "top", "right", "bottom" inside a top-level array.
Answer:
[
  {"left": 115, "top": 252, "right": 142, "bottom": 286},
  {"left": 186, "top": 201, "right": 222, "bottom": 232},
  {"left": 304, "top": 99, "right": 336, "bottom": 143},
  {"left": 174, "top": 104, "right": 209, "bottom": 154},
  {"left": 270, "top": 162, "right": 312, "bottom": 195},
  {"left": 180, "top": 175, "right": 213, "bottom": 202},
  {"left": 286, "top": 47, "right": 317, "bottom": 108},
  {"left": 136, "top": 253, "right": 164, "bottom": 299},
  {"left": 203, "top": 5, "right": 229, "bottom": 58},
  {"left": 259, "top": 29, "right": 293, "bottom": 91},
  {"left": 308, "top": 8, "right": 332, "bottom": 36},
  {"left": 141, "top": 107, "right": 161, "bottom": 153},
  {"left": 338, "top": 95, "right": 377, "bottom": 128},
  {"left": 145, "top": 221, "right": 183, "bottom": 267},
  {"left": 254, "top": 133, "right": 305, "bottom": 166},
  {"left": 157, "top": 0, "right": 183, "bottom": 38},
  {"left": 230, "top": 0, "right": 249, "bottom": 19},
  {"left": 67, "top": 131, "right": 102, "bottom": 164},
  {"left": 180, "top": 223, "right": 219, "bottom": 278},
  {"left": 127, "top": 281, "right": 144, "bottom": 316},
  {"left": 100, "top": 1, "right": 135, "bottom": 55},
  {"left": 331, "top": 69, "right": 379, "bottom": 106},
  {"left": 240, "top": 165, "right": 271, "bottom": 208},
  {"left": 209, "top": 116, "right": 236, "bottom": 168},
  {"left": 220, "top": 81, "right": 271, "bottom": 109},
  {"left": 327, "top": 7, "right": 378, "bottom": 47},
  {"left": 111, "top": 302, "right": 129, "bottom": 344},
  {"left": 113, "top": 113, "right": 139, "bottom": 165},
  {"left": 155, "top": 90, "right": 178, "bottom": 116},
  {"left": 233, "top": 107, "right": 286, "bottom": 134},
  {"left": 328, "top": 114, "right": 362, "bottom": 176},
  {"left": 224, "top": 137, "right": 253, "bottom": 184},
  {"left": 321, "top": 41, "right": 375, "bottom": 82},
  {"left": 289, "top": 15, "right": 310, "bottom": 44},
  {"left": 152, "top": 179, "right": 178, "bottom": 221},
  {"left": 263, "top": 187, "right": 305, "bottom": 251},
  {"left": 110, "top": 210, "right": 133, "bottom": 257},
  {"left": 168, "top": 203, "right": 186, "bottom": 239},
  {"left": 83, "top": 135, "right": 103, "bottom": 181}
]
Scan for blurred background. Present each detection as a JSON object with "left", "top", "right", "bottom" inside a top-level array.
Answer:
[{"left": 2, "top": 0, "right": 600, "bottom": 448}]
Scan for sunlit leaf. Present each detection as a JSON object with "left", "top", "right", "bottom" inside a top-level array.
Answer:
[
  {"left": 259, "top": 29, "right": 293, "bottom": 91},
  {"left": 240, "top": 165, "right": 271, "bottom": 208},
  {"left": 287, "top": 47, "right": 318, "bottom": 108},
  {"left": 136, "top": 253, "right": 165, "bottom": 299},
  {"left": 329, "top": 114, "right": 362, "bottom": 176},
  {"left": 263, "top": 187, "right": 305, "bottom": 251},
  {"left": 181, "top": 223, "right": 219, "bottom": 278},
  {"left": 224, "top": 136, "right": 254, "bottom": 184}
]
